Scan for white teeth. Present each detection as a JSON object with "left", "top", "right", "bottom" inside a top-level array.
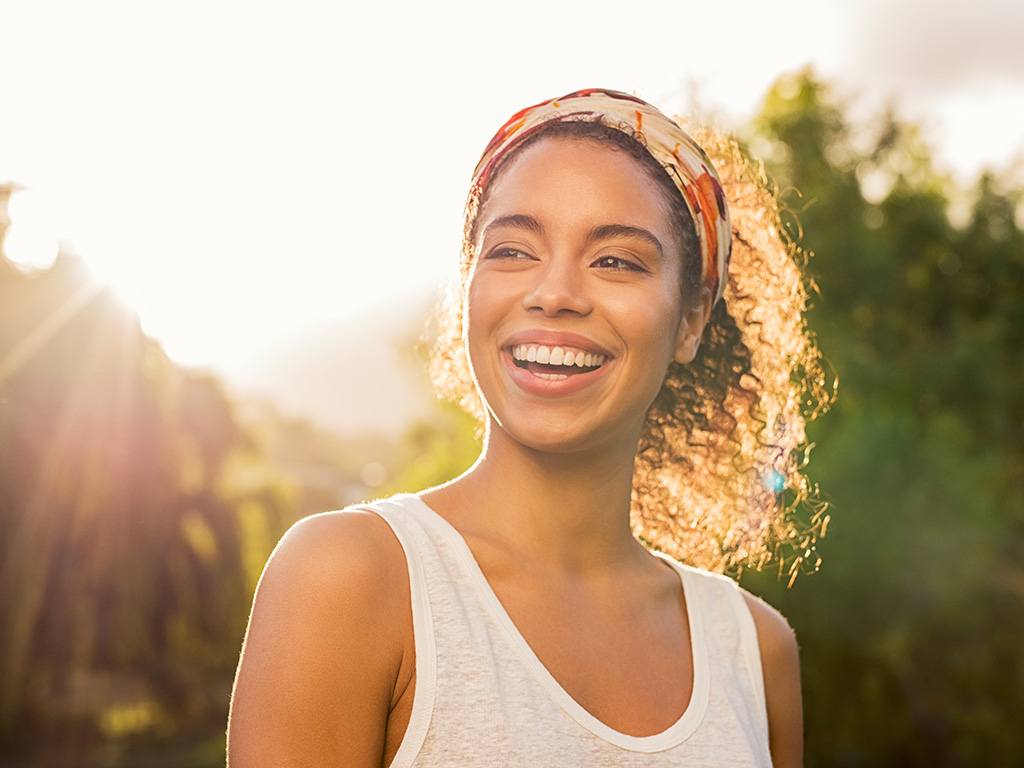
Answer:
[
  {"left": 535, "top": 372, "right": 568, "bottom": 380},
  {"left": 509, "top": 344, "right": 608, "bottom": 368}
]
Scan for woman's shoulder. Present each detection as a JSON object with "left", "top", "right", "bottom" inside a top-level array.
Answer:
[
  {"left": 736, "top": 588, "right": 797, "bottom": 664},
  {"left": 245, "top": 505, "right": 412, "bottom": 662},
  {"left": 736, "top": 585, "right": 803, "bottom": 768},
  {"left": 683, "top": 568, "right": 803, "bottom": 766},
  {"left": 228, "top": 505, "right": 414, "bottom": 765},
  {"left": 672, "top": 561, "right": 796, "bottom": 648},
  {"left": 261, "top": 505, "right": 409, "bottom": 601}
]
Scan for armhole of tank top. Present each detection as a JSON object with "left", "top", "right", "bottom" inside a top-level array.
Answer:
[
  {"left": 359, "top": 502, "right": 436, "bottom": 768},
  {"left": 727, "top": 582, "right": 770, "bottom": 739}
]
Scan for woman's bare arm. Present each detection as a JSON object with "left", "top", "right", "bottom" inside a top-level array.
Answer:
[
  {"left": 227, "top": 509, "right": 413, "bottom": 767},
  {"left": 743, "top": 593, "right": 804, "bottom": 768}
]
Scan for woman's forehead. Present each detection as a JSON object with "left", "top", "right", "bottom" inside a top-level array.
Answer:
[{"left": 480, "top": 137, "right": 672, "bottom": 225}]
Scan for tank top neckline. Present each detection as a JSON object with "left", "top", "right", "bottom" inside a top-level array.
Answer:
[{"left": 396, "top": 493, "right": 712, "bottom": 753}]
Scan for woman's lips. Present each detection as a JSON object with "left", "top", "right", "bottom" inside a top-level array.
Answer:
[
  {"left": 501, "top": 346, "right": 612, "bottom": 395},
  {"left": 498, "top": 330, "right": 614, "bottom": 395}
]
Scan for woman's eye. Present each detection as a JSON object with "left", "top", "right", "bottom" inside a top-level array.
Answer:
[
  {"left": 592, "top": 255, "right": 646, "bottom": 272},
  {"left": 487, "top": 247, "right": 535, "bottom": 261}
]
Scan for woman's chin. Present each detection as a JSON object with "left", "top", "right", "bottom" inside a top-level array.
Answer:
[{"left": 484, "top": 413, "right": 636, "bottom": 459}]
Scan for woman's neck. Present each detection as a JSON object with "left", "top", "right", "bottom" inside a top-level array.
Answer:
[{"left": 423, "top": 424, "right": 646, "bottom": 573}]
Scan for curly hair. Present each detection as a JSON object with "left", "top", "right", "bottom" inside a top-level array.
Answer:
[{"left": 430, "top": 119, "right": 832, "bottom": 577}]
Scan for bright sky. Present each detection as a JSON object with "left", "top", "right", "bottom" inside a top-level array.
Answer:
[{"left": 3, "top": 0, "right": 1023, "bottom": 373}]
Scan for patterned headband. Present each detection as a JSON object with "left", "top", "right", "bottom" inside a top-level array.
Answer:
[{"left": 472, "top": 88, "right": 732, "bottom": 305}]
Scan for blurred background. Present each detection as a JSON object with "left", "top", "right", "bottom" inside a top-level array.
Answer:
[{"left": 1, "top": 0, "right": 1022, "bottom": 765}]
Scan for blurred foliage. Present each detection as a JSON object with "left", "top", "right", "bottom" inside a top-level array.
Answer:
[
  {"left": 0, "top": 243, "right": 293, "bottom": 764},
  {"left": 0, "top": 229, "right": 411, "bottom": 764},
  {"left": 381, "top": 398, "right": 482, "bottom": 497},
  {"left": 738, "top": 69, "right": 1024, "bottom": 765},
  {"left": 1, "top": 67, "right": 1022, "bottom": 765}
]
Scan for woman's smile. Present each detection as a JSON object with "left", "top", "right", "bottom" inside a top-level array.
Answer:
[{"left": 499, "top": 329, "right": 613, "bottom": 392}]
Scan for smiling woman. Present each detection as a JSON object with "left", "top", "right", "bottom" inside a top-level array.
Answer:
[{"left": 227, "top": 89, "right": 830, "bottom": 768}]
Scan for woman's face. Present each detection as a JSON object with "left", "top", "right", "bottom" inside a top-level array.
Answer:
[{"left": 464, "top": 136, "right": 710, "bottom": 455}]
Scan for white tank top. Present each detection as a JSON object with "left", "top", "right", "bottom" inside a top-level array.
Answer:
[{"left": 365, "top": 494, "right": 773, "bottom": 767}]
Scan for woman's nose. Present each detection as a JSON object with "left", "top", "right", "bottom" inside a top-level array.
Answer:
[{"left": 523, "top": 258, "right": 592, "bottom": 316}]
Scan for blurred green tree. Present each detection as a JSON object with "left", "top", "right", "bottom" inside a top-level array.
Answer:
[
  {"left": 740, "top": 69, "right": 1024, "bottom": 765},
  {"left": 381, "top": 398, "right": 482, "bottom": 496}
]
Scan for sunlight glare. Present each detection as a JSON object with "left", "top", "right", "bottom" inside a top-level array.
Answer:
[{"left": 4, "top": 190, "right": 58, "bottom": 272}]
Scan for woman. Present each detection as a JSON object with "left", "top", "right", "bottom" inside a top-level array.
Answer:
[{"left": 228, "top": 89, "right": 827, "bottom": 767}]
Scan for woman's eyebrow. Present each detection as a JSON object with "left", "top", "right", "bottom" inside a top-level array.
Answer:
[
  {"left": 587, "top": 224, "right": 663, "bottom": 257},
  {"left": 480, "top": 217, "right": 662, "bottom": 257},
  {"left": 481, "top": 213, "right": 544, "bottom": 238}
]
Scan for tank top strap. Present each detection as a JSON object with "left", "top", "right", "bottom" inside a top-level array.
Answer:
[
  {"left": 354, "top": 496, "right": 440, "bottom": 767},
  {"left": 657, "top": 556, "right": 770, "bottom": 742}
]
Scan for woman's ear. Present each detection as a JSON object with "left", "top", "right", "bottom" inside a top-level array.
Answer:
[{"left": 673, "top": 288, "right": 713, "bottom": 364}]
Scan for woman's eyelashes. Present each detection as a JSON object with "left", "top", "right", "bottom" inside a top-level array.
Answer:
[
  {"left": 485, "top": 246, "right": 536, "bottom": 261},
  {"left": 591, "top": 253, "right": 649, "bottom": 273},
  {"left": 482, "top": 245, "right": 649, "bottom": 273}
]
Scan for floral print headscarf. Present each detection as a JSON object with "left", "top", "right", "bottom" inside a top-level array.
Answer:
[{"left": 472, "top": 88, "right": 732, "bottom": 305}]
